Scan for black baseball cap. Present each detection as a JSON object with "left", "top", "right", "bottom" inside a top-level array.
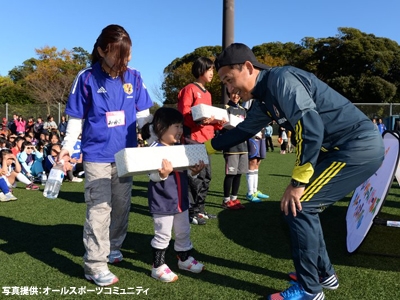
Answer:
[{"left": 215, "top": 43, "right": 270, "bottom": 71}]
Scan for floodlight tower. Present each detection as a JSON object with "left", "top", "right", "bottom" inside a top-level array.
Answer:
[{"left": 221, "top": 0, "right": 234, "bottom": 104}]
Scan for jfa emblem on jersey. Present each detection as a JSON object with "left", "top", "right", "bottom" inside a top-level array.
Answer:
[
  {"left": 123, "top": 83, "right": 133, "bottom": 95},
  {"left": 197, "top": 92, "right": 202, "bottom": 99},
  {"left": 273, "top": 105, "right": 280, "bottom": 118}
]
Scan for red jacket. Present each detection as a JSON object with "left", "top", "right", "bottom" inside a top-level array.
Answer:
[{"left": 177, "top": 83, "right": 221, "bottom": 143}]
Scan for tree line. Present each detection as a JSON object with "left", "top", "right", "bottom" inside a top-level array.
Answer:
[{"left": 1, "top": 27, "right": 399, "bottom": 111}]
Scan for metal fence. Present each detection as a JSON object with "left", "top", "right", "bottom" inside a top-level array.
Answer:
[
  {"left": 353, "top": 103, "right": 400, "bottom": 119},
  {"left": 1, "top": 102, "right": 400, "bottom": 127},
  {"left": 0, "top": 103, "right": 66, "bottom": 124}
]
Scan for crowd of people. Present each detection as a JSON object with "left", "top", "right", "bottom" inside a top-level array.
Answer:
[{"left": 0, "top": 113, "right": 83, "bottom": 202}]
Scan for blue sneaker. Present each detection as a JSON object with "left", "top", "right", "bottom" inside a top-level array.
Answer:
[
  {"left": 288, "top": 272, "right": 339, "bottom": 290},
  {"left": 268, "top": 283, "right": 325, "bottom": 300},
  {"left": 246, "top": 193, "right": 262, "bottom": 203},
  {"left": 256, "top": 190, "right": 269, "bottom": 199}
]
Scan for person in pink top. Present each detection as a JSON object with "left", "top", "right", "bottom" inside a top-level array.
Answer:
[{"left": 14, "top": 115, "right": 26, "bottom": 134}]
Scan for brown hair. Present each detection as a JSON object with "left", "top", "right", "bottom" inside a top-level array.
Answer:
[{"left": 91, "top": 24, "right": 132, "bottom": 81}]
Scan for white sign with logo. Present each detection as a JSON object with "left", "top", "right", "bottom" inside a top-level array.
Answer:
[{"left": 346, "top": 132, "right": 400, "bottom": 253}]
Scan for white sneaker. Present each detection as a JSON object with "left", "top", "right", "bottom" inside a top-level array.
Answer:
[
  {"left": 151, "top": 264, "right": 178, "bottom": 282},
  {"left": 84, "top": 271, "right": 119, "bottom": 286},
  {"left": 178, "top": 256, "right": 204, "bottom": 273},
  {"left": 0, "top": 192, "right": 10, "bottom": 202},
  {"left": 5, "top": 192, "right": 17, "bottom": 201},
  {"left": 71, "top": 177, "right": 83, "bottom": 183}
]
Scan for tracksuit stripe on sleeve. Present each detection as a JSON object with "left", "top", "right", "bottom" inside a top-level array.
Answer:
[{"left": 295, "top": 122, "right": 303, "bottom": 165}]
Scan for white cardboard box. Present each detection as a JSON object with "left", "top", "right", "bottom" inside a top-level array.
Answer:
[
  {"left": 191, "top": 104, "right": 229, "bottom": 122},
  {"left": 115, "top": 144, "right": 209, "bottom": 177},
  {"left": 223, "top": 114, "right": 244, "bottom": 130}
]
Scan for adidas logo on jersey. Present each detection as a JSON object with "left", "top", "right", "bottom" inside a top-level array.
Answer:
[{"left": 97, "top": 87, "right": 107, "bottom": 93}]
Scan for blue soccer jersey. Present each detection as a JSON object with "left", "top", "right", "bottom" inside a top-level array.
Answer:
[{"left": 66, "top": 62, "right": 153, "bottom": 162}]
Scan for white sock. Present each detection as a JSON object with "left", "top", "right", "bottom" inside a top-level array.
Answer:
[
  {"left": 224, "top": 197, "right": 230, "bottom": 203},
  {"left": 231, "top": 195, "right": 237, "bottom": 200},
  {"left": 253, "top": 169, "right": 259, "bottom": 192},
  {"left": 17, "top": 173, "right": 32, "bottom": 185},
  {"left": 247, "top": 170, "right": 256, "bottom": 195}
]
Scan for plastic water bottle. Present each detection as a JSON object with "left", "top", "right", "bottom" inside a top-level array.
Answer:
[
  {"left": 43, "top": 160, "right": 64, "bottom": 199},
  {"left": 41, "top": 171, "right": 47, "bottom": 186}
]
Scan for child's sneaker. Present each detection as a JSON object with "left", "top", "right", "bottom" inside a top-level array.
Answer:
[
  {"left": 5, "top": 192, "right": 17, "bottom": 201},
  {"left": 71, "top": 177, "right": 83, "bottom": 182},
  {"left": 197, "top": 212, "right": 217, "bottom": 219},
  {"left": 246, "top": 193, "right": 262, "bottom": 202},
  {"left": 232, "top": 199, "right": 245, "bottom": 209},
  {"left": 190, "top": 215, "right": 206, "bottom": 225},
  {"left": 26, "top": 183, "right": 39, "bottom": 190},
  {"left": 151, "top": 264, "right": 178, "bottom": 282},
  {"left": 178, "top": 256, "right": 204, "bottom": 273},
  {"left": 222, "top": 200, "right": 240, "bottom": 210},
  {"left": 268, "top": 282, "right": 325, "bottom": 300},
  {"left": 108, "top": 250, "right": 123, "bottom": 264},
  {"left": 256, "top": 190, "right": 269, "bottom": 199},
  {"left": 85, "top": 271, "right": 119, "bottom": 286}
]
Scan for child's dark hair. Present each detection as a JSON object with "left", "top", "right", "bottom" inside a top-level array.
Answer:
[
  {"left": 141, "top": 107, "right": 183, "bottom": 141},
  {"left": 21, "top": 141, "right": 33, "bottom": 152},
  {"left": 36, "top": 140, "right": 46, "bottom": 150},
  {"left": 49, "top": 131, "right": 61, "bottom": 142},
  {"left": 0, "top": 148, "right": 13, "bottom": 158},
  {"left": 192, "top": 57, "right": 214, "bottom": 79},
  {"left": 49, "top": 142, "right": 62, "bottom": 153}
]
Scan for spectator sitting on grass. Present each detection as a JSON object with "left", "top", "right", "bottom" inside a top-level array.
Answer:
[
  {"left": 17, "top": 141, "right": 44, "bottom": 183},
  {"left": 1, "top": 148, "right": 39, "bottom": 191},
  {"left": 11, "top": 137, "right": 24, "bottom": 156},
  {"left": 44, "top": 143, "right": 82, "bottom": 183}
]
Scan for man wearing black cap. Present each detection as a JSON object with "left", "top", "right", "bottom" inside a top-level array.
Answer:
[{"left": 205, "top": 43, "right": 385, "bottom": 300}]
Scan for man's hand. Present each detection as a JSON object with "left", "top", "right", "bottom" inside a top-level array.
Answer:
[
  {"left": 280, "top": 185, "right": 305, "bottom": 217},
  {"left": 189, "top": 160, "right": 205, "bottom": 176}
]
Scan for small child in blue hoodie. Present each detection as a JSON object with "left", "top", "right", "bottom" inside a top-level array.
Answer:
[{"left": 141, "top": 107, "right": 205, "bottom": 283}]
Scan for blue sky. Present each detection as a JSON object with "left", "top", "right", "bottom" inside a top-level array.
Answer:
[{"left": 1, "top": 0, "right": 399, "bottom": 103}]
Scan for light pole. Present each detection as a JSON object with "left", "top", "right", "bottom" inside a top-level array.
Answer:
[{"left": 221, "top": 0, "right": 234, "bottom": 104}]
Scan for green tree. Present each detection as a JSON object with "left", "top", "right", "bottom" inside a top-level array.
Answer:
[
  {"left": 0, "top": 76, "right": 34, "bottom": 104},
  {"left": 252, "top": 42, "right": 306, "bottom": 67},
  {"left": 306, "top": 27, "right": 400, "bottom": 103},
  {"left": 8, "top": 58, "right": 37, "bottom": 83},
  {"left": 71, "top": 47, "right": 91, "bottom": 67},
  {"left": 161, "top": 28, "right": 400, "bottom": 106}
]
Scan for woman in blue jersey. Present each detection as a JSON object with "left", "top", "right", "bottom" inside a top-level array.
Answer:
[
  {"left": 59, "top": 24, "right": 153, "bottom": 286},
  {"left": 141, "top": 107, "right": 205, "bottom": 283}
]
